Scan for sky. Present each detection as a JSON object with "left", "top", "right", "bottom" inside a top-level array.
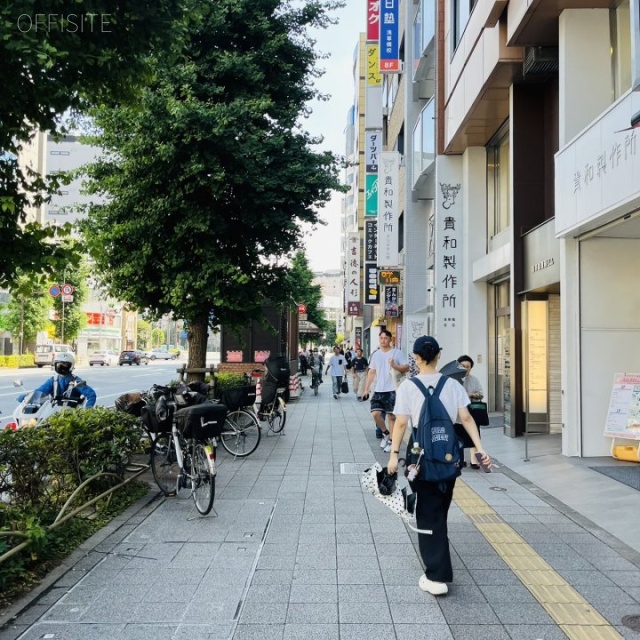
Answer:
[{"left": 301, "top": 0, "right": 365, "bottom": 272}]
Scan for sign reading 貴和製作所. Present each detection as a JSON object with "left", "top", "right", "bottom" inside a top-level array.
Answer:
[
  {"left": 379, "top": 0, "right": 400, "bottom": 73},
  {"left": 604, "top": 373, "right": 640, "bottom": 441},
  {"left": 377, "top": 151, "right": 399, "bottom": 267}
]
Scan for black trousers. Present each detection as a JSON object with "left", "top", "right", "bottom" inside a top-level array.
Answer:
[{"left": 415, "top": 477, "right": 457, "bottom": 583}]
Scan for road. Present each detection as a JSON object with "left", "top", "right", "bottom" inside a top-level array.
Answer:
[{"left": 0, "top": 360, "right": 187, "bottom": 426}]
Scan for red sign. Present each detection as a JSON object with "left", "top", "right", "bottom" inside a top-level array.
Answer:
[
  {"left": 297, "top": 303, "right": 307, "bottom": 314},
  {"left": 348, "top": 302, "right": 361, "bottom": 317},
  {"left": 367, "top": 0, "right": 380, "bottom": 41}
]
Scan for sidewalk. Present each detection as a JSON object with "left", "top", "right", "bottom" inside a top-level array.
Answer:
[{"left": 1, "top": 381, "right": 640, "bottom": 640}]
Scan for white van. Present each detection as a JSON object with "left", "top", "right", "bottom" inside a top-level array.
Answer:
[{"left": 34, "top": 344, "right": 74, "bottom": 368}]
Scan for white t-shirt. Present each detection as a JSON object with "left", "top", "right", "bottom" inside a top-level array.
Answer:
[
  {"left": 327, "top": 354, "right": 347, "bottom": 377},
  {"left": 393, "top": 373, "right": 470, "bottom": 426},
  {"left": 369, "top": 348, "right": 408, "bottom": 393}
]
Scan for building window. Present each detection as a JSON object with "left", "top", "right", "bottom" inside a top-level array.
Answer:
[
  {"left": 452, "top": 0, "right": 478, "bottom": 52},
  {"left": 611, "top": 0, "right": 632, "bottom": 100},
  {"left": 486, "top": 123, "right": 510, "bottom": 238},
  {"left": 398, "top": 211, "right": 404, "bottom": 253}
]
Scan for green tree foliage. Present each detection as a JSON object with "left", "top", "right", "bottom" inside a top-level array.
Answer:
[
  {"left": 137, "top": 319, "right": 152, "bottom": 350},
  {"left": 82, "top": 0, "right": 344, "bottom": 375},
  {"left": 323, "top": 321, "right": 337, "bottom": 347},
  {"left": 0, "top": 0, "right": 197, "bottom": 286},
  {"left": 0, "top": 273, "right": 51, "bottom": 349},
  {"left": 51, "top": 266, "right": 88, "bottom": 344},
  {"left": 289, "top": 250, "right": 328, "bottom": 343},
  {"left": 151, "top": 328, "right": 165, "bottom": 349}
]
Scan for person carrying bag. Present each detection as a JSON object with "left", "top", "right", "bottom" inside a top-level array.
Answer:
[{"left": 386, "top": 336, "right": 491, "bottom": 596}]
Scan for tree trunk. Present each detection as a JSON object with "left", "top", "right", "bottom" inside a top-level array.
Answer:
[{"left": 187, "top": 312, "right": 208, "bottom": 383}]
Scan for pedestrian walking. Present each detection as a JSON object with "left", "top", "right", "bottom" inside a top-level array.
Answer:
[
  {"left": 362, "top": 329, "right": 409, "bottom": 452},
  {"left": 455, "top": 354, "right": 485, "bottom": 468},
  {"left": 351, "top": 348, "right": 369, "bottom": 400},
  {"left": 386, "top": 336, "right": 491, "bottom": 595},
  {"left": 325, "top": 346, "right": 347, "bottom": 399}
]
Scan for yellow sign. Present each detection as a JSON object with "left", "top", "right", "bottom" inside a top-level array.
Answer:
[
  {"left": 366, "top": 44, "right": 381, "bottom": 86},
  {"left": 379, "top": 270, "right": 401, "bottom": 285}
]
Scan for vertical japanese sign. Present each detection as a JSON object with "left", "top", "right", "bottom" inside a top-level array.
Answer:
[
  {"left": 377, "top": 151, "right": 399, "bottom": 267},
  {"left": 384, "top": 285, "right": 399, "bottom": 317},
  {"left": 365, "top": 219, "right": 378, "bottom": 261},
  {"left": 366, "top": 130, "right": 382, "bottom": 172},
  {"left": 365, "top": 264, "right": 380, "bottom": 304},
  {"left": 346, "top": 233, "right": 361, "bottom": 316},
  {"left": 366, "top": 44, "right": 382, "bottom": 87},
  {"left": 434, "top": 157, "right": 463, "bottom": 355},
  {"left": 379, "top": 0, "right": 401, "bottom": 73},
  {"left": 367, "top": 0, "right": 380, "bottom": 41},
  {"left": 366, "top": 174, "right": 378, "bottom": 216}
]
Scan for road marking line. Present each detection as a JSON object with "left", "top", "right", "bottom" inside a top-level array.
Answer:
[{"left": 454, "top": 479, "right": 623, "bottom": 638}]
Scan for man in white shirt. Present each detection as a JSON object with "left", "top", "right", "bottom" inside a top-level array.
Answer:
[
  {"left": 362, "top": 329, "right": 409, "bottom": 452},
  {"left": 325, "top": 346, "right": 347, "bottom": 399}
]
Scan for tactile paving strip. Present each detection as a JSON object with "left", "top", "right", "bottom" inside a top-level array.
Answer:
[{"left": 454, "top": 480, "right": 623, "bottom": 639}]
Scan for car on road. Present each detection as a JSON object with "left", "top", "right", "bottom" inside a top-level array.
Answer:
[
  {"left": 147, "top": 349, "right": 177, "bottom": 361},
  {"left": 89, "top": 350, "right": 119, "bottom": 366},
  {"left": 119, "top": 350, "right": 149, "bottom": 366},
  {"left": 34, "top": 344, "right": 74, "bottom": 368}
]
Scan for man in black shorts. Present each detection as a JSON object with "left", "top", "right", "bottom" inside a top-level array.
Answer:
[{"left": 362, "top": 330, "right": 409, "bottom": 453}]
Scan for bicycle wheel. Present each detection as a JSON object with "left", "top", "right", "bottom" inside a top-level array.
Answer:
[
  {"left": 150, "top": 433, "right": 179, "bottom": 496},
  {"left": 191, "top": 442, "right": 215, "bottom": 515},
  {"left": 221, "top": 409, "right": 261, "bottom": 457},
  {"left": 267, "top": 403, "right": 286, "bottom": 433}
]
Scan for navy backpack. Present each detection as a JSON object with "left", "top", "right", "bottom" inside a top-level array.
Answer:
[{"left": 409, "top": 376, "right": 463, "bottom": 483}]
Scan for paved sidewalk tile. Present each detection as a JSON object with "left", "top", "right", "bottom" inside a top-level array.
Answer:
[{"left": 4, "top": 387, "right": 640, "bottom": 640}]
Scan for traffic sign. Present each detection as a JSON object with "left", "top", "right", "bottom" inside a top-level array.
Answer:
[
  {"left": 49, "top": 285, "right": 61, "bottom": 298},
  {"left": 62, "top": 294, "right": 74, "bottom": 303},
  {"left": 297, "top": 303, "right": 307, "bottom": 314},
  {"left": 61, "top": 284, "right": 74, "bottom": 295}
]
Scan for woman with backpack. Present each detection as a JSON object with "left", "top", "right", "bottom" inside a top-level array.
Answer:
[{"left": 386, "top": 335, "right": 491, "bottom": 596}]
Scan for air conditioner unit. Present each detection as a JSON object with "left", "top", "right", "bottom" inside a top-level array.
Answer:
[{"left": 523, "top": 46, "right": 559, "bottom": 78}]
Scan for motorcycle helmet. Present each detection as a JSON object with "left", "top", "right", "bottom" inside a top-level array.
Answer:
[{"left": 54, "top": 352, "right": 75, "bottom": 375}]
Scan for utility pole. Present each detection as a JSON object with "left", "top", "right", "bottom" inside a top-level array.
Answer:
[{"left": 19, "top": 295, "right": 24, "bottom": 356}]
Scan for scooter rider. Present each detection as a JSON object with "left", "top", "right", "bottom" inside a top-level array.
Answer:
[{"left": 17, "top": 352, "right": 97, "bottom": 408}]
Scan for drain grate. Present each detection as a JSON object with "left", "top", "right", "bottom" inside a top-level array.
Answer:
[
  {"left": 622, "top": 614, "right": 640, "bottom": 631},
  {"left": 340, "top": 462, "right": 373, "bottom": 475}
]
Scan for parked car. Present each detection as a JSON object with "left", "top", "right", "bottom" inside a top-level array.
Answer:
[
  {"left": 119, "top": 350, "right": 149, "bottom": 366},
  {"left": 34, "top": 344, "right": 74, "bottom": 368},
  {"left": 148, "top": 349, "right": 177, "bottom": 361},
  {"left": 89, "top": 350, "right": 119, "bottom": 366}
]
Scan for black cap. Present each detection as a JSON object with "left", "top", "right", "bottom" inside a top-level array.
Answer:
[{"left": 413, "top": 335, "right": 441, "bottom": 354}]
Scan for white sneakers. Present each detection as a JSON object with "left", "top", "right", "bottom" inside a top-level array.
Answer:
[
  {"left": 383, "top": 442, "right": 392, "bottom": 453},
  {"left": 380, "top": 433, "right": 391, "bottom": 449},
  {"left": 419, "top": 575, "right": 448, "bottom": 595}
]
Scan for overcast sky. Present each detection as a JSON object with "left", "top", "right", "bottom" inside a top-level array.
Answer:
[{"left": 301, "top": 0, "right": 364, "bottom": 272}]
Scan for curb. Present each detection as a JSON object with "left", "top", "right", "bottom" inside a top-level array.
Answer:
[{"left": 0, "top": 483, "right": 161, "bottom": 631}]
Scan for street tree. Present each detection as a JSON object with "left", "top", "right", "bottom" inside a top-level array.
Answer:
[
  {"left": 0, "top": 273, "right": 51, "bottom": 352},
  {"left": 289, "top": 251, "right": 328, "bottom": 344},
  {"left": 82, "top": 0, "right": 344, "bottom": 378},
  {"left": 51, "top": 266, "right": 88, "bottom": 344},
  {"left": 151, "top": 329, "right": 165, "bottom": 350},
  {"left": 0, "top": 0, "right": 198, "bottom": 286},
  {"left": 137, "top": 319, "right": 152, "bottom": 350}
]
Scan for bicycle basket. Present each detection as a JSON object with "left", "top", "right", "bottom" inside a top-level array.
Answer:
[
  {"left": 115, "top": 392, "right": 146, "bottom": 417},
  {"left": 141, "top": 399, "right": 174, "bottom": 433},
  {"left": 219, "top": 385, "right": 257, "bottom": 412},
  {"left": 175, "top": 403, "right": 227, "bottom": 439}
]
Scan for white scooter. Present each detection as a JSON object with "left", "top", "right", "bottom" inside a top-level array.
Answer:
[{"left": 5, "top": 379, "right": 87, "bottom": 430}]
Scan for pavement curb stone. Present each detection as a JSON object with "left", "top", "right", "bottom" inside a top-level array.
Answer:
[{"left": 0, "top": 482, "right": 160, "bottom": 633}]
